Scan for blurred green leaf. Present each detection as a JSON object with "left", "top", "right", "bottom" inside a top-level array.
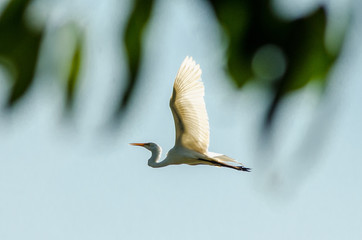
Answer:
[
  {"left": 65, "top": 33, "right": 83, "bottom": 111},
  {"left": 264, "top": 8, "right": 337, "bottom": 130},
  {"left": 115, "top": 0, "right": 155, "bottom": 119},
  {"left": 208, "top": 0, "right": 345, "bottom": 131},
  {"left": 0, "top": 0, "right": 43, "bottom": 107}
]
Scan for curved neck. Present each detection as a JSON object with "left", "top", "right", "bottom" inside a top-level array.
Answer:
[{"left": 148, "top": 144, "right": 168, "bottom": 168}]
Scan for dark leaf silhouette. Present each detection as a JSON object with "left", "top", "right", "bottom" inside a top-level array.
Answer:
[
  {"left": 0, "top": 0, "right": 43, "bottom": 107},
  {"left": 115, "top": 0, "right": 155, "bottom": 120},
  {"left": 65, "top": 32, "right": 83, "bottom": 112},
  {"left": 208, "top": 0, "right": 344, "bottom": 133}
]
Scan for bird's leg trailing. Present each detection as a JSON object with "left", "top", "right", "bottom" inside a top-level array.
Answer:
[
  {"left": 236, "top": 166, "right": 251, "bottom": 172},
  {"left": 198, "top": 158, "right": 251, "bottom": 172}
]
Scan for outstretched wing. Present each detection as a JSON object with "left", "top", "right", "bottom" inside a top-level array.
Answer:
[{"left": 169, "top": 56, "right": 210, "bottom": 154}]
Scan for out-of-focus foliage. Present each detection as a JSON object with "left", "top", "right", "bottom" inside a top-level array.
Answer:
[
  {"left": 0, "top": 0, "right": 347, "bottom": 133},
  {"left": 0, "top": 0, "right": 84, "bottom": 112},
  {"left": 208, "top": 0, "right": 345, "bottom": 131},
  {"left": 0, "top": 0, "right": 43, "bottom": 107},
  {"left": 116, "top": 0, "right": 155, "bottom": 119},
  {"left": 65, "top": 33, "right": 83, "bottom": 111}
]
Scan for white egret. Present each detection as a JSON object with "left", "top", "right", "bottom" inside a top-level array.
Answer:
[{"left": 131, "top": 56, "right": 250, "bottom": 171}]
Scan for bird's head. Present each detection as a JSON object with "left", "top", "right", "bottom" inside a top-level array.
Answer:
[{"left": 130, "top": 142, "right": 159, "bottom": 151}]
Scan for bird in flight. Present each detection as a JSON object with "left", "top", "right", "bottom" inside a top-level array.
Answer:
[{"left": 131, "top": 56, "right": 250, "bottom": 171}]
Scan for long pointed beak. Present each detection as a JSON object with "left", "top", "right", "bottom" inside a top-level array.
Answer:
[{"left": 129, "top": 143, "right": 146, "bottom": 146}]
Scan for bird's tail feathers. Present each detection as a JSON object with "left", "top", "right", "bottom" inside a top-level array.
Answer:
[
  {"left": 210, "top": 153, "right": 239, "bottom": 164},
  {"left": 200, "top": 154, "right": 251, "bottom": 172}
]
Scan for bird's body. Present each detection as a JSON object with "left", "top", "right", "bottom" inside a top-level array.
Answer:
[{"left": 131, "top": 56, "right": 250, "bottom": 172}]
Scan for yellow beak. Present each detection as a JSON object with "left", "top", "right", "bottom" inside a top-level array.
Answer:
[{"left": 129, "top": 143, "right": 146, "bottom": 146}]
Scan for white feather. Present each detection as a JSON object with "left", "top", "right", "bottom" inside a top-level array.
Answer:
[{"left": 170, "top": 56, "right": 210, "bottom": 153}]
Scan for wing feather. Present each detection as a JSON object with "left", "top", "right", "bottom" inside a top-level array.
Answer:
[{"left": 170, "top": 56, "right": 210, "bottom": 153}]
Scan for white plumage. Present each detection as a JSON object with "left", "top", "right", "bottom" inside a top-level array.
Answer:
[
  {"left": 131, "top": 56, "right": 250, "bottom": 171},
  {"left": 170, "top": 56, "right": 209, "bottom": 153}
]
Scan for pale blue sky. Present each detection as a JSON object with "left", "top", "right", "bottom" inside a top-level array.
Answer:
[{"left": 0, "top": 0, "right": 361, "bottom": 239}]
